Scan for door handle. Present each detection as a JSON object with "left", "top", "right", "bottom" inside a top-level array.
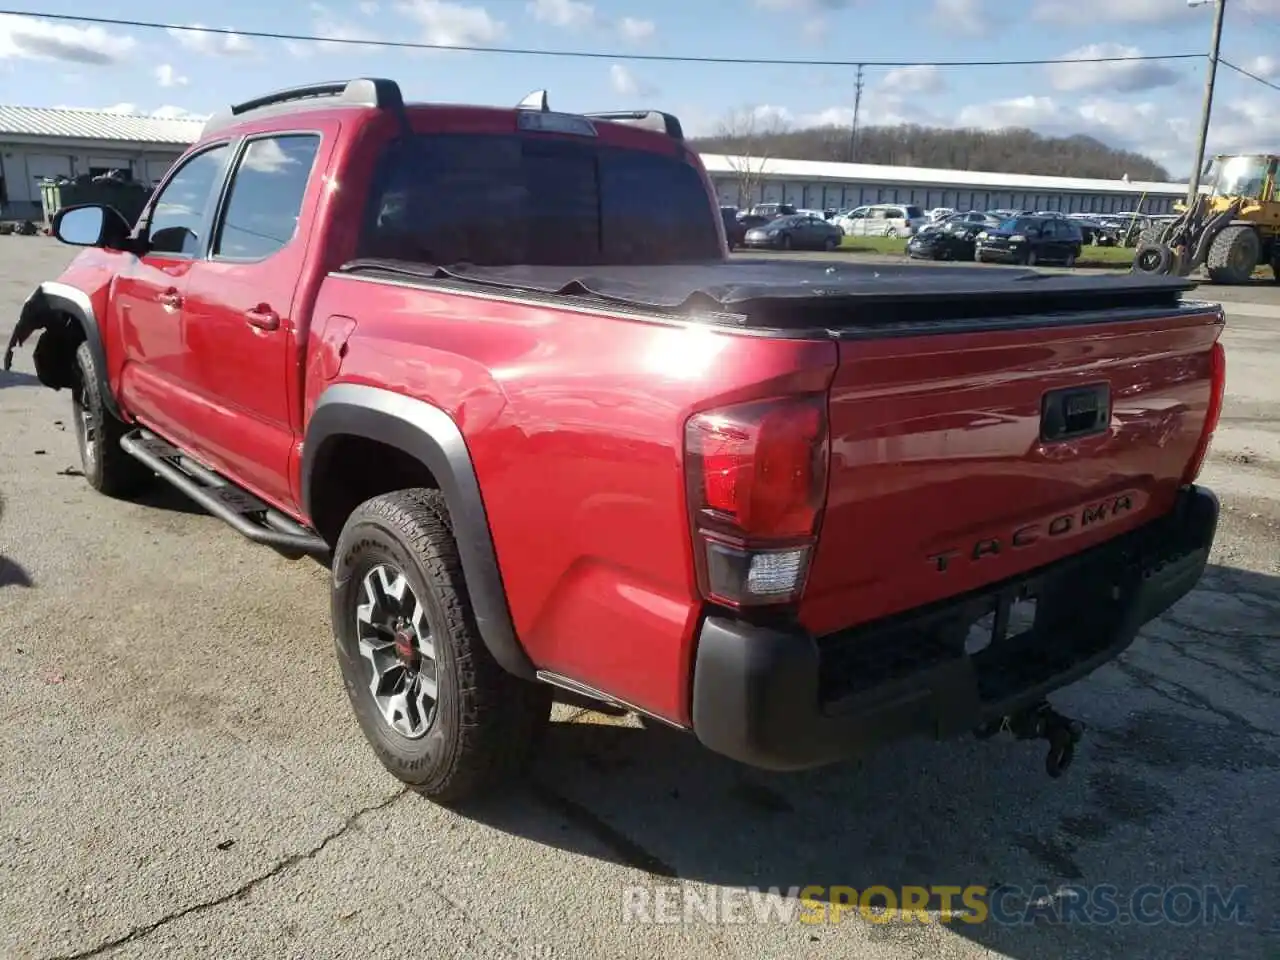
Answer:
[
  {"left": 158, "top": 289, "right": 182, "bottom": 310},
  {"left": 244, "top": 305, "right": 280, "bottom": 331}
]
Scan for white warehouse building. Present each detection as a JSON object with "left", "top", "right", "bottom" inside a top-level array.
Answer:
[
  {"left": 700, "top": 154, "right": 1195, "bottom": 217},
  {"left": 0, "top": 106, "right": 204, "bottom": 221},
  {"left": 0, "top": 103, "right": 1195, "bottom": 222}
]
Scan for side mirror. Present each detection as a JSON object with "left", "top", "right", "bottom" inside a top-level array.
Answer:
[{"left": 51, "top": 204, "right": 132, "bottom": 249}]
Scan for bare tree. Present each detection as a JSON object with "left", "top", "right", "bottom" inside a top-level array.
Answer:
[{"left": 712, "top": 107, "right": 792, "bottom": 208}]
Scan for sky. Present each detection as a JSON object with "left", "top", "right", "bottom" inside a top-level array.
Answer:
[{"left": 3, "top": 0, "right": 1280, "bottom": 176}]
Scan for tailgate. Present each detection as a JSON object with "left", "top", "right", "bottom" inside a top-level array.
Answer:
[{"left": 799, "top": 304, "right": 1224, "bottom": 638}]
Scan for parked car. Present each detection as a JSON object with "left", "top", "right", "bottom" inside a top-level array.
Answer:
[
  {"left": 918, "top": 210, "right": 1000, "bottom": 236},
  {"left": 907, "top": 219, "right": 984, "bottom": 260},
  {"left": 747, "top": 202, "right": 795, "bottom": 220},
  {"left": 976, "top": 215, "right": 1084, "bottom": 266},
  {"left": 926, "top": 206, "right": 956, "bottom": 222},
  {"left": 721, "top": 206, "right": 747, "bottom": 249},
  {"left": 6, "top": 77, "right": 1226, "bottom": 803},
  {"left": 835, "top": 203, "right": 927, "bottom": 238},
  {"left": 743, "top": 212, "right": 844, "bottom": 250}
]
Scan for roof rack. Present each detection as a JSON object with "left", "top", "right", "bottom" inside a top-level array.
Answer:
[
  {"left": 582, "top": 110, "right": 684, "bottom": 140},
  {"left": 201, "top": 78, "right": 405, "bottom": 137}
]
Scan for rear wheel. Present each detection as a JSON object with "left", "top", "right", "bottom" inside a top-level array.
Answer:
[
  {"left": 1206, "top": 224, "right": 1260, "bottom": 284},
  {"left": 71, "top": 342, "right": 152, "bottom": 499},
  {"left": 332, "top": 489, "right": 551, "bottom": 804}
]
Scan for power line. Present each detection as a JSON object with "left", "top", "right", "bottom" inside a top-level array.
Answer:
[
  {"left": 0, "top": 9, "right": 1209, "bottom": 68},
  {"left": 1220, "top": 57, "right": 1280, "bottom": 92}
]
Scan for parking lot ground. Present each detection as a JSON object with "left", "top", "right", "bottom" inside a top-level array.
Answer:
[{"left": 1, "top": 237, "right": 1278, "bottom": 960}]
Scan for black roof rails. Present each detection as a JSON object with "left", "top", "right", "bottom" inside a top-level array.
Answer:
[
  {"left": 201, "top": 78, "right": 405, "bottom": 137},
  {"left": 582, "top": 110, "right": 684, "bottom": 140}
]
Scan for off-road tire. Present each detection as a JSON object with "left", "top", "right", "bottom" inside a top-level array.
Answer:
[
  {"left": 332, "top": 488, "right": 551, "bottom": 804},
  {"left": 1133, "top": 242, "right": 1174, "bottom": 275},
  {"left": 71, "top": 342, "right": 152, "bottom": 498},
  {"left": 1206, "top": 224, "right": 1261, "bottom": 285}
]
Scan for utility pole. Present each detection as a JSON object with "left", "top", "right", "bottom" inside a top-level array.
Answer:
[
  {"left": 849, "top": 63, "right": 864, "bottom": 163},
  {"left": 1186, "top": 0, "right": 1227, "bottom": 208}
]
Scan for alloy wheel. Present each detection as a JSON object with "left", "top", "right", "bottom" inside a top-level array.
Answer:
[{"left": 355, "top": 563, "right": 439, "bottom": 739}]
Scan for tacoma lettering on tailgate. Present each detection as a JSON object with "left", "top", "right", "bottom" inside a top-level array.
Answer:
[{"left": 926, "top": 493, "right": 1137, "bottom": 573}]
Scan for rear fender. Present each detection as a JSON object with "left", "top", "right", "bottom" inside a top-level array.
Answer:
[
  {"left": 302, "top": 383, "right": 535, "bottom": 679},
  {"left": 3, "top": 282, "right": 120, "bottom": 419}
]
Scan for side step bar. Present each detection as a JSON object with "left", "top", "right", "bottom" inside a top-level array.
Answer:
[{"left": 120, "top": 429, "right": 329, "bottom": 555}]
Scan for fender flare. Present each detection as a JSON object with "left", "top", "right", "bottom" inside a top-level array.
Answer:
[
  {"left": 4, "top": 281, "right": 122, "bottom": 420},
  {"left": 301, "top": 383, "right": 535, "bottom": 679}
]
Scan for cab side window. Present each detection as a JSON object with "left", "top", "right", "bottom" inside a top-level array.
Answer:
[
  {"left": 146, "top": 145, "right": 231, "bottom": 256},
  {"left": 214, "top": 135, "right": 322, "bottom": 260}
]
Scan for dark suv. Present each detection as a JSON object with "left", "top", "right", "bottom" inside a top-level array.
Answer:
[{"left": 975, "top": 215, "right": 1084, "bottom": 267}]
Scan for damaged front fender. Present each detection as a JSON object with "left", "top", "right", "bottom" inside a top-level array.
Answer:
[{"left": 3, "top": 282, "right": 119, "bottom": 418}]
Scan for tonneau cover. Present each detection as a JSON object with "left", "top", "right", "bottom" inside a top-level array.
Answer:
[{"left": 340, "top": 257, "right": 1200, "bottom": 327}]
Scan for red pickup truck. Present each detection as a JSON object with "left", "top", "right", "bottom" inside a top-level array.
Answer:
[{"left": 5, "top": 79, "right": 1226, "bottom": 803}]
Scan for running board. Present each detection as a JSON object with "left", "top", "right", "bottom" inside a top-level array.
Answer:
[{"left": 119, "top": 429, "right": 329, "bottom": 555}]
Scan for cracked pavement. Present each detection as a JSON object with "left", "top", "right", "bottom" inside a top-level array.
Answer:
[{"left": 1, "top": 238, "right": 1277, "bottom": 960}]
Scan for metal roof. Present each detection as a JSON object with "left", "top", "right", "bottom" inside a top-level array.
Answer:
[
  {"left": 0, "top": 105, "right": 204, "bottom": 146},
  {"left": 699, "top": 153, "right": 1196, "bottom": 197}
]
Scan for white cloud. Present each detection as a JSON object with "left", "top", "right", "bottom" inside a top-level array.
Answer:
[
  {"left": 952, "top": 93, "right": 1278, "bottom": 175},
  {"left": 1046, "top": 43, "right": 1182, "bottom": 93},
  {"left": 396, "top": 0, "right": 505, "bottom": 46},
  {"left": 608, "top": 63, "right": 658, "bottom": 97},
  {"left": 149, "top": 105, "right": 209, "bottom": 121},
  {"left": 617, "top": 16, "right": 655, "bottom": 41},
  {"left": 286, "top": 4, "right": 385, "bottom": 55},
  {"left": 931, "top": 0, "right": 991, "bottom": 35},
  {"left": 155, "top": 63, "right": 188, "bottom": 87},
  {"left": 360, "top": 0, "right": 380, "bottom": 11},
  {"left": 0, "top": 13, "right": 135, "bottom": 65},
  {"left": 880, "top": 65, "right": 945, "bottom": 96},
  {"left": 527, "top": 0, "right": 595, "bottom": 29},
  {"left": 1242, "top": 54, "right": 1280, "bottom": 78},
  {"left": 57, "top": 102, "right": 208, "bottom": 120},
  {"left": 1028, "top": 0, "right": 1266, "bottom": 23},
  {"left": 166, "top": 23, "right": 254, "bottom": 56}
]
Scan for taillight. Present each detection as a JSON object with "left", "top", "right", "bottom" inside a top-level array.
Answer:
[
  {"left": 684, "top": 395, "right": 829, "bottom": 608},
  {"left": 1182, "top": 339, "right": 1226, "bottom": 485}
]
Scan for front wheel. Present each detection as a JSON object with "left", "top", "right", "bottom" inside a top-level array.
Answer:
[
  {"left": 332, "top": 489, "right": 551, "bottom": 804},
  {"left": 823, "top": 235, "right": 838, "bottom": 251},
  {"left": 779, "top": 233, "right": 792, "bottom": 250},
  {"left": 72, "top": 342, "right": 152, "bottom": 499}
]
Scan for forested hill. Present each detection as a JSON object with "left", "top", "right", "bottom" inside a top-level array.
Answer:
[{"left": 690, "top": 124, "right": 1172, "bottom": 182}]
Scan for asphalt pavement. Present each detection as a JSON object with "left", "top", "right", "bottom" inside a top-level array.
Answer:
[{"left": 1, "top": 237, "right": 1277, "bottom": 960}]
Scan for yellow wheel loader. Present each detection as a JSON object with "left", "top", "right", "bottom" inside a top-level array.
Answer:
[{"left": 1132, "top": 154, "right": 1280, "bottom": 284}]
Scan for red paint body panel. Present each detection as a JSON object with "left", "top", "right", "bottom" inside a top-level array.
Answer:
[
  {"left": 309, "top": 275, "right": 836, "bottom": 723},
  {"left": 800, "top": 310, "right": 1223, "bottom": 637},
  {"left": 38, "top": 97, "right": 1226, "bottom": 731}
]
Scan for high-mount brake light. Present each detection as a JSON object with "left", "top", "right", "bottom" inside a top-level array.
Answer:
[
  {"left": 1183, "top": 339, "right": 1226, "bottom": 485},
  {"left": 516, "top": 111, "right": 598, "bottom": 137},
  {"left": 684, "top": 395, "right": 829, "bottom": 608}
]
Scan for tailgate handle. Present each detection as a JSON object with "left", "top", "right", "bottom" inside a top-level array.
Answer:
[{"left": 1041, "top": 384, "right": 1110, "bottom": 442}]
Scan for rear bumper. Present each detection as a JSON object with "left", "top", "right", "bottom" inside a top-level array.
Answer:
[{"left": 690, "top": 484, "right": 1218, "bottom": 771}]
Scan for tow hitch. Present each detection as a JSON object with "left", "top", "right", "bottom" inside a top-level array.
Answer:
[{"left": 976, "top": 701, "right": 1085, "bottom": 778}]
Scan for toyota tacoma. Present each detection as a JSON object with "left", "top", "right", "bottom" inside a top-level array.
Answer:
[{"left": 5, "top": 79, "right": 1226, "bottom": 802}]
